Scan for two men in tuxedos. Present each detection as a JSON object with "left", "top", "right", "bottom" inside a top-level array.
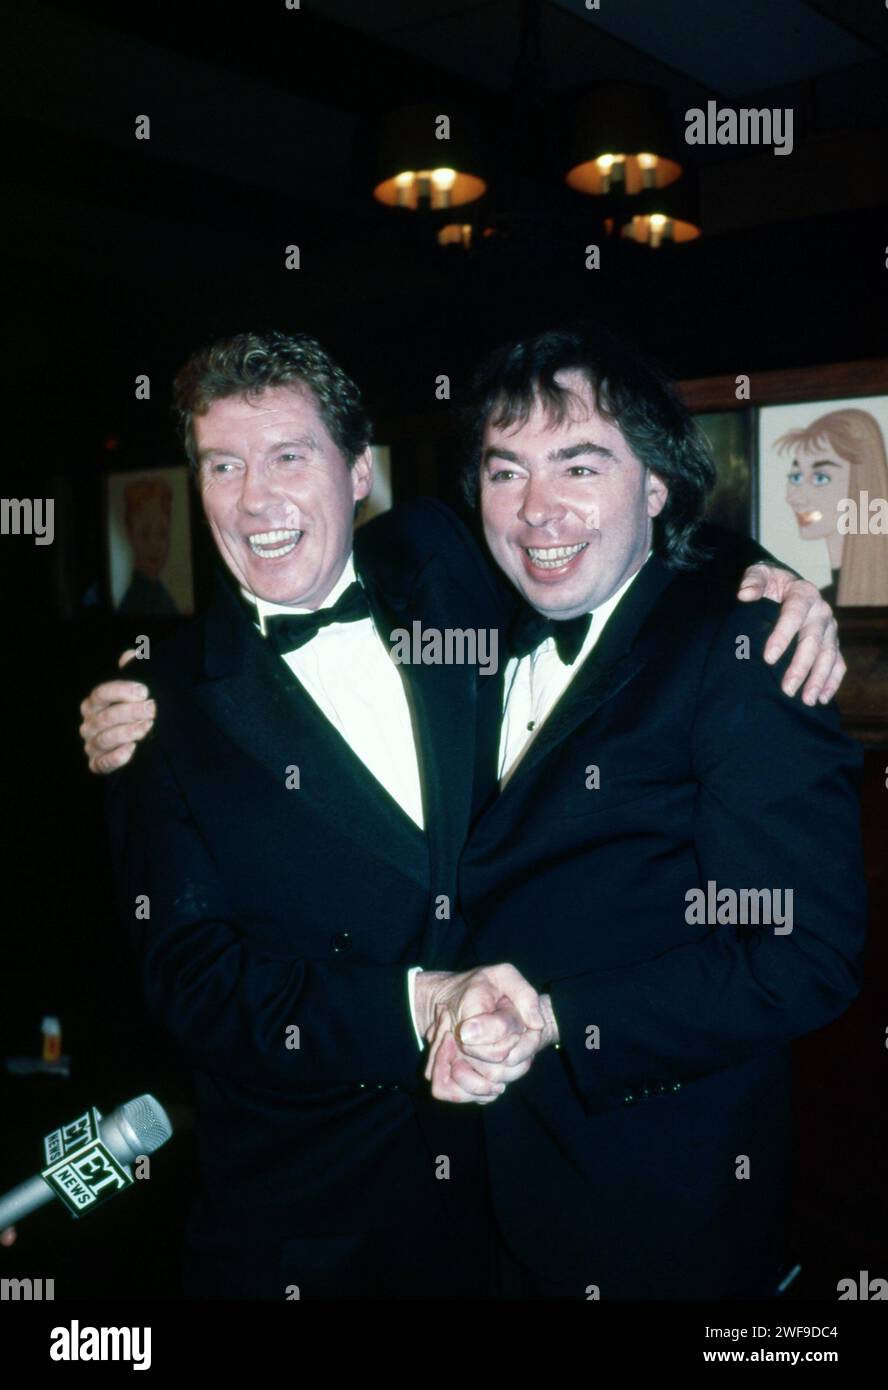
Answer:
[{"left": 82, "top": 326, "right": 858, "bottom": 1298}]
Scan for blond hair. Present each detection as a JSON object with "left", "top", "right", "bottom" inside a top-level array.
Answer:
[{"left": 776, "top": 408, "right": 888, "bottom": 605}]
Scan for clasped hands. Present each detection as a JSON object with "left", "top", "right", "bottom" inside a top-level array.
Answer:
[{"left": 415, "top": 965, "right": 558, "bottom": 1104}]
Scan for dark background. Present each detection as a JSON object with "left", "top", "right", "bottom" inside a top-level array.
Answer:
[{"left": 1, "top": 0, "right": 886, "bottom": 1299}]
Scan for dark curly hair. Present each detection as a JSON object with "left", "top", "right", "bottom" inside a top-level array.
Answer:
[
  {"left": 173, "top": 330, "right": 372, "bottom": 471},
  {"left": 459, "top": 324, "right": 716, "bottom": 569}
]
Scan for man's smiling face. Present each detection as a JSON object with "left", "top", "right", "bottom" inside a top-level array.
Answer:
[
  {"left": 195, "top": 385, "right": 372, "bottom": 609},
  {"left": 479, "top": 370, "right": 668, "bottom": 619}
]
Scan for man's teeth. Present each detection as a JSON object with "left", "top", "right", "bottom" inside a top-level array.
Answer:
[
  {"left": 248, "top": 529, "right": 302, "bottom": 558},
  {"left": 526, "top": 542, "right": 588, "bottom": 569}
]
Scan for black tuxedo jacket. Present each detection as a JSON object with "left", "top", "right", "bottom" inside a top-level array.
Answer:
[
  {"left": 108, "top": 501, "right": 501, "bottom": 1246},
  {"left": 460, "top": 553, "right": 867, "bottom": 1297}
]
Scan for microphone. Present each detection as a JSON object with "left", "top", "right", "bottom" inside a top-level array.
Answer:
[{"left": 0, "top": 1094, "right": 172, "bottom": 1228}]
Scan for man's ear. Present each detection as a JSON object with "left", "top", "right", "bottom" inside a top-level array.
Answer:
[
  {"left": 351, "top": 447, "right": 374, "bottom": 503},
  {"left": 646, "top": 470, "right": 668, "bottom": 519}
]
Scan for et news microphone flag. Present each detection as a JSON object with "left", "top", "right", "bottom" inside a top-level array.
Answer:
[{"left": 0, "top": 1094, "right": 173, "bottom": 1227}]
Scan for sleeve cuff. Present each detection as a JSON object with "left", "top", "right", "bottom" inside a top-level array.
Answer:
[{"left": 407, "top": 966, "right": 424, "bottom": 1050}]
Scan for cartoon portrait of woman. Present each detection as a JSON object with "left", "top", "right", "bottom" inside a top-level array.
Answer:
[{"left": 771, "top": 406, "right": 888, "bottom": 607}]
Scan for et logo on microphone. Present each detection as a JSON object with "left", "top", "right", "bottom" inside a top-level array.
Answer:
[{"left": 40, "top": 1108, "right": 133, "bottom": 1217}]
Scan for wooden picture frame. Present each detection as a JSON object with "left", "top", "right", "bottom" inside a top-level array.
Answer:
[{"left": 680, "top": 360, "right": 888, "bottom": 748}]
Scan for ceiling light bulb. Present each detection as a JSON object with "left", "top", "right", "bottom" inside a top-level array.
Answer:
[
  {"left": 648, "top": 213, "right": 668, "bottom": 248},
  {"left": 638, "top": 151, "right": 658, "bottom": 189},
  {"left": 393, "top": 171, "right": 414, "bottom": 207},
  {"left": 596, "top": 154, "right": 616, "bottom": 193}
]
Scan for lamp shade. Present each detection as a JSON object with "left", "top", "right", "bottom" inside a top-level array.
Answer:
[
  {"left": 564, "top": 83, "right": 682, "bottom": 195},
  {"left": 370, "top": 103, "right": 487, "bottom": 210},
  {"left": 619, "top": 174, "right": 701, "bottom": 246}
]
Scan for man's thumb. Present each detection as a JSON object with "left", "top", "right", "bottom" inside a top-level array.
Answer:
[{"left": 459, "top": 1007, "right": 522, "bottom": 1046}]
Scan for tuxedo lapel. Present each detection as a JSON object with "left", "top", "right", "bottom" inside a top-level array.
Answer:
[
  {"left": 487, "top": 555, "right": 678, "bottom": 798},
  {"left": 193, "top": 572, "right": 429, "bottom": 890},
  {"left": 194, "top": 544, "right": 483, "bottom": 941},
  {"left": 503, "top": 650, "right": 649, "bottom": 792}
]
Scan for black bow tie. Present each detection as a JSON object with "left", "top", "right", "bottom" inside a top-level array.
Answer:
[
  {"left": 263, "top": 581, "right": 371, "bottom": 655},
  {"left": 509, "top": 605, "right": 593, "bottom": 666}
]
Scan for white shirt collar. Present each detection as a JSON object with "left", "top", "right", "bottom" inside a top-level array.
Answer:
[{"left": 241, "top": 553, "right": 358, "bottom": 637}]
